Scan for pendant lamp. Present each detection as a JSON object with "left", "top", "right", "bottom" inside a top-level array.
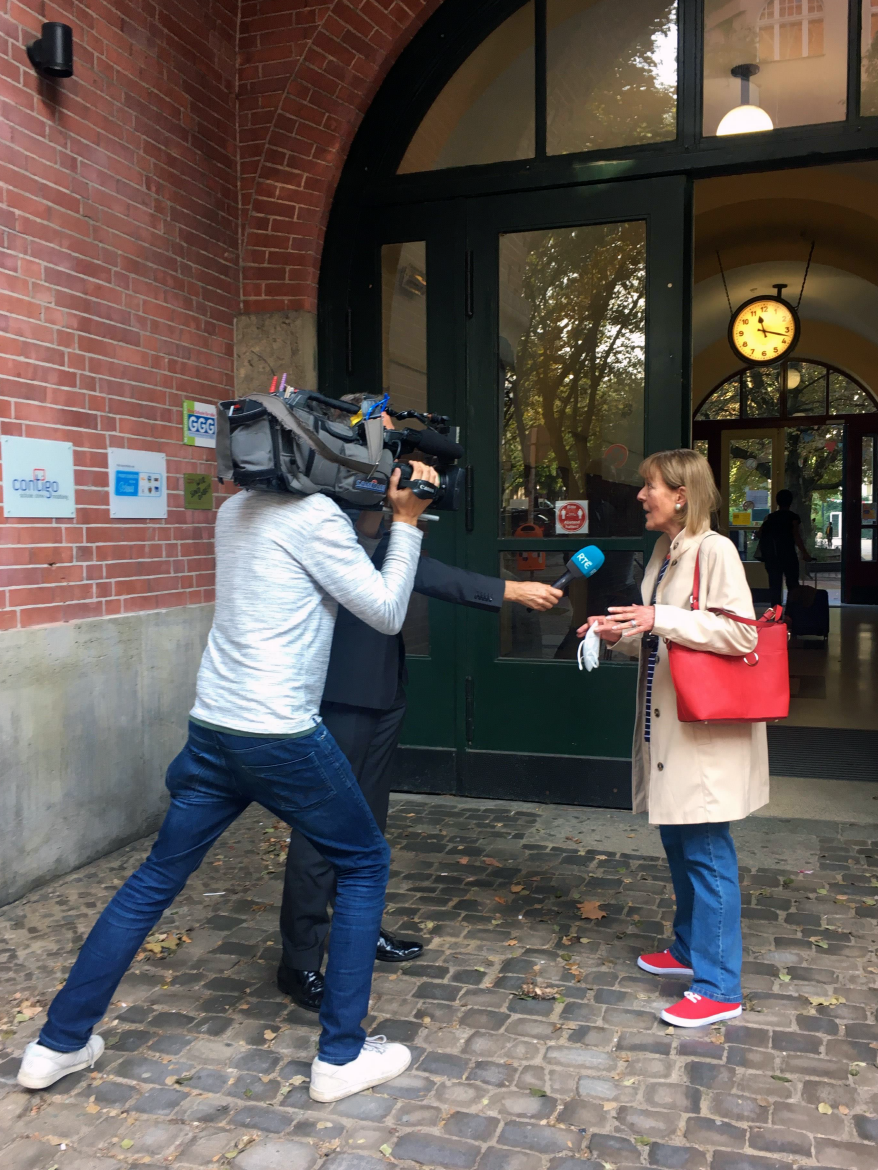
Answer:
[{"left": 716, "top": 64, "right": 774, "bottom": 135}]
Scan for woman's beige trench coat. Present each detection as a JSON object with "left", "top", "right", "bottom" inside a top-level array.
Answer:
[{"left": 620, "top": 529, "right": 770, "bottom": 825}]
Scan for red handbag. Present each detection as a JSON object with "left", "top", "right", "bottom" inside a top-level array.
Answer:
[{"left": 666, "top": 547, "right": 790, "bottom": 724}]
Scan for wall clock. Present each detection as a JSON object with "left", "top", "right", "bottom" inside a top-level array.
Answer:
[{"left": 728, "top": 283, "right": 800, "bottom": 366}]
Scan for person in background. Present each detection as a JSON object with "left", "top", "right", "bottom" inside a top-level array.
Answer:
[
  {"left": 758, "top": 489, "right": 812, "bottom": 606},
  {"left": 583, "top": 448, "right": 768, "bottom": 1028},
  {"left": 277, "top": 397, "right": 563, "bottom": 1012}
]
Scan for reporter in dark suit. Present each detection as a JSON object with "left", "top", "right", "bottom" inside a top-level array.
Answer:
[{"left": 277, "top": 510, "right": 561, "bottom": 1010}]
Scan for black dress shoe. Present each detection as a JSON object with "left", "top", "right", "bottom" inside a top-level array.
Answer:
[
  {"left": 276, "top": 965, "right": 324, "bottom": 1013},
  {"left": 376, "top": 928, "right": 423, "bottom": 963}
]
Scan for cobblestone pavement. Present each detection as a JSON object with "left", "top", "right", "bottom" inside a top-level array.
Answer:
[{"left": 0, "top": 794, "right": 877, "bottom": 1170}]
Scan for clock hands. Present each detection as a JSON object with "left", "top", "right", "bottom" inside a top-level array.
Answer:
[{"left": 756, "top": 316, "right": 788, "bottom": 339}]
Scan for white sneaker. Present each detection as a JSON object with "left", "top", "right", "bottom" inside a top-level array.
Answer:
[
  {"left": 309, "top": 1035, "right": 411, "bottom": 1102},
  {"left": 17, "top": 1034, "right": 105, "bottom": 1089}
]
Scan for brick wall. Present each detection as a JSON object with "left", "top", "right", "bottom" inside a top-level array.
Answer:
[
  {"left": 0, "top": 0, "right": 240, "bottom": 630},
  {"left": 238, "top": 0, "right": 440, "bottom": 314},
  {"left": 1, "top": 0, "right": 438, "bottom": 631}
]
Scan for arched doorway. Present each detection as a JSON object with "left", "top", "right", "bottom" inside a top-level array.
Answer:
[
  {"left": 320, "top": 0, "right": 878, "bottom": 804},
  {"left": 693, "top": 359, "right": 878, "bottom": 603}
]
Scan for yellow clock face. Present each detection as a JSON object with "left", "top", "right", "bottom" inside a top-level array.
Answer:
[{"left": 729, "top": 297, "right": 799, "bottom": 366}]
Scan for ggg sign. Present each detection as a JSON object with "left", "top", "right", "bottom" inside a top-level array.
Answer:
[
  {"left": 1, "top": 436, "right": 76, "bottom": 518},
  {"left": 183, "top": 400, "right": 217, "bottom": 448},
  {"left": 555, "top": 500, "right": 589, "bottom": 535}
]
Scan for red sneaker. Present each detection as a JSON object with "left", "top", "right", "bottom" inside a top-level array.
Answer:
[
  {"left": 660, "top": 991, "right": 742, "bottom": 1027},
  {"left": 637, "top": 949, "right": 694, "bottom": 978}
]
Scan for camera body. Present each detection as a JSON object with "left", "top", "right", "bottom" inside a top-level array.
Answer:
[
  {"left": 216, "top": 391, "right": 463, "bottom": 513},
  {"left": 382, "top": 408, "right": 465, "bottom": 512}
]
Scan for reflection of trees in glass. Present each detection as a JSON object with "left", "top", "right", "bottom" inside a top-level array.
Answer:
[
  {"left": 785, "top": 425, "right": 843, "bottom": 550},
  {"left": 546, "top": 0, "right": 677, "bottom": 154},
  {"left": 703, "top": 0, "right": 758, "bottom": 78},
  {"left": 501, "top": 223, "right": 645, "bottom": 517},
  {"left": 743, "top": 368, "right": 780, "bottom": 417},
  {"left": 862, "top": 11, "right": 878, "bottom": 117}
]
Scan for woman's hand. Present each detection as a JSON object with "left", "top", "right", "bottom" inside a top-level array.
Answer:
[
  {"left": 605, "top": 604, "right": 656, "bottom": 639},
  {"left": 576, "top": 614, "right": 623, "bottom": 644}
]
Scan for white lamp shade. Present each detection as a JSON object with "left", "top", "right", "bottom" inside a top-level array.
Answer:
[{"left": 716, "top": 103, "right": 774, "bottom": 135}]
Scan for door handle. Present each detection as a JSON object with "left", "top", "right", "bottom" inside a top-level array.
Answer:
[{"left": 465, "top": 465, "right": 474, "bottom": 533}]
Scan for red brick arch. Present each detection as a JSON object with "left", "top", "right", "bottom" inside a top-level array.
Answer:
[{"left": 238, "top": 0, "right": 442, "bottom": 314}]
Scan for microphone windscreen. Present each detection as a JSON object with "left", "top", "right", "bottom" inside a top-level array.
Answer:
[
  {"left": 401, "top": 427, "right": 464, "bottom": 462},
  {"left": 568, "top": 546, "right": 605, "bottom": 579}
]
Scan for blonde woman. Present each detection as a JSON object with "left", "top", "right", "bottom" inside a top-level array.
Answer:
[{"left": 582, "top": 449, "right": 768, "bottom": 1027}]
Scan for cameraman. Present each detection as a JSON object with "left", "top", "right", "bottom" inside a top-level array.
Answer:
[
  {"left": 277, "top": 402, "right": 562, "bottom": 1011},
  {"left": 19, "top": 461, "right": 439, "bottom": 1105}
]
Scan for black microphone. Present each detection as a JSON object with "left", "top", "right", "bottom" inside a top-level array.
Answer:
[{"left": 396, "top": 427, "right": 464, "bottom": 462}]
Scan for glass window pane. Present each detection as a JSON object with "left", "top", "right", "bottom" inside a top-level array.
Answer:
[
  {"left": 861, "top": 0, "right": 878, "bottom": 116},
  {"left": 743, "top": 367, "right": 781, "bottom": 417},
  {"left": 398, "top": 3, "right": 535, "bottom": 173},
  {"left": 862, "top": 435, "right": 875, "bottom": 563},
  {"left": 499, "top": 550, "right": 643, "bottom": 659},
  {"left": 786, "top": 361, "right": 827, "bottom": 415},
  {"left": 694, "top": 439, "right": 709, "bottom": 460},
  {"left": 829, "top": 371, "right": 878, "bottom": 414},
  {"left": 546, "top": 0, "right": 677, "bottom": 156},
  {"left": 728, "top": 435, "right": 773, "bottom": 558},
  {"left": 784, "top": 423, "right": 844, "bottom": 559},
  {"left": 499, "top": 222, "right": 646, "bottom": 537},
  {"left": 382, "top": 241, "right": 429, "bottom": 654},
  {"left": 703, "top": 0, "right": 848, "bottom": 135},
  {"left": 696, "top": 377, "right": 740, "bottom": 420},
  {"left": 381, "top": 242, "right": 427, "bottom": 413}
]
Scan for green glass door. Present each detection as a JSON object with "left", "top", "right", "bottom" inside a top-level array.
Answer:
[{"left": 459, "top": 177, "right": 690, "bottom": 806}]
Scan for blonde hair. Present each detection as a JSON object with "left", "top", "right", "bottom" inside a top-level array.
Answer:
[{"left": 639, "top": 448, "right": 720, "bottom": 535}]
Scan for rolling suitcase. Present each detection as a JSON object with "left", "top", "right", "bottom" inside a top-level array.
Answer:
[{"left": 784, "top": 584, "right": 829, "bottom": 640}]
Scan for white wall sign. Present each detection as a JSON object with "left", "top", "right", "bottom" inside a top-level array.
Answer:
[
  {"left": 108, "top": 449, "right": 167, "bottom": 519},
  {"left": 555, "top": 499, "right": 589, "bottom": 535},
  {"left": 183, "top": 400, "right": 217, "bottom": 447},
  {"left": 1, "top": 435, "right": 76, "bottom": 518}
]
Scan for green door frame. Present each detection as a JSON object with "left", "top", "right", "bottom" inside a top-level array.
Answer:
[{"left": 458, "top": 176, "right": 691, "bottom": 806}]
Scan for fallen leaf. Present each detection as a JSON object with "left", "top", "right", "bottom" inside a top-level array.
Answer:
[
  {"left": 510, "top": 884, "right": 524, "bottom": 893},
  {"left": 505, "top": 939, "right": 518, "bottom": 946},
  {"left": 839, "top": 1105, "right": 850, "bottom": 1115},
  {"left": 264, "top": 1029, "right": 277, "bottom": 1040},
  {"left": 495, "top": 896, "right": 507, "bottom": 905},
  {"left": 809, "top": 937, "right": 829, "bottom": 949},
  {"left": 634, "top": 1137, "right": 651, "bottom": 1146},
  {"left": 771, "top": 1075, "right": 791, "bottom": 1082},
  {"left": 529, "top": 1087, "right": 547, "bottom": 1097},
  {"left": 288, "top": 1075, "right": 307, "bottom": 1085},
  {"left": 379, "top": 1144, "right": 393, "bottom": 1156},
  {"left": 85, "top": 1104, "right": 100, "bottom": 1114},
  {"left": 485, "top": 858, "right": 501, "bottom": 867},
  {"left": 457, "top": 857, "right": 469, "bottom": 865},
  {"left": 120, "top": 1139, "right": 134, "bottom": 1150},
  {"left": 778, "top": 971, "right": 791, "bottom": 982},
  {"left": 818, "top": 1102, "right": 832, "bottom": 1114},
  {"left": 577, "top": 900, "right": 607, "bottom": 921},
  {"left": 602, "top": 1102, "right": 615, "bottom": 1111},
  {"left": 519, "top": 976, "right": 560, "bottom": 1001},
  {"left": 757, "top": 1097, "right": 770, "bottom": 1107},
  {"left": 808, "top": 995, "right": 845, "bottom": 1007}
]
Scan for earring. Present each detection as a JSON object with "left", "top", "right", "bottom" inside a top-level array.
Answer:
[{"left": 674, "top": 503, "right": 682, "bottom": 511}]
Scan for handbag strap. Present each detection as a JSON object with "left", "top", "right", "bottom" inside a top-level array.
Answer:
[{"left": 691, "top": 535, "right": 783, "bottom": 626}]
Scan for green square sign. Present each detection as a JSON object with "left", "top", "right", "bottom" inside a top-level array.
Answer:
[{"left": 183, "top": 472, "right": 213, "bottom": 510}]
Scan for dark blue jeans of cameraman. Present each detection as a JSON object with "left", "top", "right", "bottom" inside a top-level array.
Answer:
[{"left": 39, "top": 721, "right": 390, "bottom": 1065}]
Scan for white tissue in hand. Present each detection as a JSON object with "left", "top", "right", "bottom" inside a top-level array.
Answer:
[{"left": 577, "top": 624, "right": 601, "bottom": 672}]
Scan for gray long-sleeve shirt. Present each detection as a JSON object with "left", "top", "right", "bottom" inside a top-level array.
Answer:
[{"left": 190, "top": 490, "right": 422, "bottom": 735}]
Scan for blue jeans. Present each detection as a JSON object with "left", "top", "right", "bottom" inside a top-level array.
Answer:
[
  {"left": 659, "top": 822, "right": 742, "bottom": 1004},
  {"left": 40, "top": 721, "right": 390, "bottom": 1065}
]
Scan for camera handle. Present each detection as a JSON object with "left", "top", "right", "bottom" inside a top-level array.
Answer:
[{"left": 394, "top": 461, "right": 439, "bottom": 501}]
